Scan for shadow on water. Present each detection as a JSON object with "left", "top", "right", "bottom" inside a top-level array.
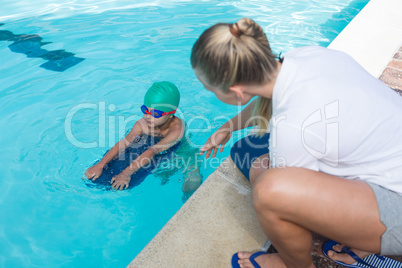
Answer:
[
  {"left": 318, "top": 0, "right": 369, "bottom": 47},
  {"left": 0, "top": 23, "right": 85, "bottom": 72}
]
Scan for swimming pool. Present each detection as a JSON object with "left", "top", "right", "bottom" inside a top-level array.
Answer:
[{"left": 0, "top": 0, "right": 368, "bottom": 267}]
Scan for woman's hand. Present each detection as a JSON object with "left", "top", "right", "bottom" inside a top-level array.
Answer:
[
  {"left": 85, "top": 163, "right": 104, "bottom": 181},
  {"left": 111, "top": 172, "right": 132, "bottom": 190},
  {"left": 200, "top": 129, "right": 232, "bottom": 159}
]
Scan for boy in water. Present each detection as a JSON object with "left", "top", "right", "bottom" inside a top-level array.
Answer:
[{"left": 85, "top": 81, "right": 200, "bottom": 193}]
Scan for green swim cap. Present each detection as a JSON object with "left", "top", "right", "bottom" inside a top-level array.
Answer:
[{"left": 144, "top": 81, "right": 180, "bottom": 113}]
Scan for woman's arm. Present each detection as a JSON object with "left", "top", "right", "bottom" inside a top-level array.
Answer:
[
  {"left": 200, "top": 99, "right": 257, "bottom": 158},
  {"left": 219, "top": 98, "right": 258, "bottom": 132}
]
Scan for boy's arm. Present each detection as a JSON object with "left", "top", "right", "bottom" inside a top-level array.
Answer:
[
  {"left": 111, "top": 121, "right": 184, "bottom": 190},
  {"left": 97, "top": 120, "right": 144, "bottom": 167},
  {"left": 85, "top": 120, "right": 144, "bottom": 180},
  {"left": 123, "top": 121, "right": 184, "bottom": 175}
]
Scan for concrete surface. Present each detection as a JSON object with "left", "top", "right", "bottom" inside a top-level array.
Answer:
[{"left": 129, "top": 158, "right": 267, "bottom": 267}]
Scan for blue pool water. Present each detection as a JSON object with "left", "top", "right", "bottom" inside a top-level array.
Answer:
[{"left": 0, "top": 0, "right": 368, "bottom": 267}]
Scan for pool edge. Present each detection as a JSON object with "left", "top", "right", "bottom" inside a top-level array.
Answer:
[{"left": 328, "top": 0, "right": 402, "bottom": 78}]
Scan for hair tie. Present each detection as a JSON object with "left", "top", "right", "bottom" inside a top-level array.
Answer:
[{"left": 229, "top": 23, "right": 241, "bottom": 38}]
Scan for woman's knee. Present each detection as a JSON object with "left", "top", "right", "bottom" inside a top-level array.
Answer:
[{"left": 252, "top": 167, "right": 304, "bottom": 212}]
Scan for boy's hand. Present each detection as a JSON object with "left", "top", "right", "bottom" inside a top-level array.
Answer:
[
  {"left": 85, "top": 164, "right": 104, "bottom": 181},
  {"left": 111, "top": 172, "right": 131, "bottom": 190},
  {"left": 200, "top": 129, "right": 232, "bottom": 159}
]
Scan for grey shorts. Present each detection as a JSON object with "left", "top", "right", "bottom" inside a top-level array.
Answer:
[{"left": 368, "top": 182, "right": 402, "bottom": 255}]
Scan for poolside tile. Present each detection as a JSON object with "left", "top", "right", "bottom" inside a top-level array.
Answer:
[
  {"left": 379, "top": 46, "right": 402, "bottom": 91},
  {"left": 380, "top": 68, "right": 402, "bottom": 90},
  {"left": 388, "top": 59, "right": 402, "bottom": 70},
  {"left": 393, "top": 47, "right": 402, "bottom": 61}
]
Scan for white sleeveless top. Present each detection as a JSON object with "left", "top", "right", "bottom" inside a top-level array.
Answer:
[{"left": 269, "top": 46, "right": 402, "bottom": 194}]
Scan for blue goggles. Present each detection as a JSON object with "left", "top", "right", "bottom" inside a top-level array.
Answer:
[{"left": 141, "top": 105, "right": 176, "bottom": 118}]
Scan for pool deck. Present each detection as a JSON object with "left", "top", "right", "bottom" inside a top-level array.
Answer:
[{"left": 128, "top": 0, "right": 402, "bottom": 267}]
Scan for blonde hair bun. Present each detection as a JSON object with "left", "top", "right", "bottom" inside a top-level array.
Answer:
[{"left": 191, "top": 18, "right": 277, "bottom": 135}]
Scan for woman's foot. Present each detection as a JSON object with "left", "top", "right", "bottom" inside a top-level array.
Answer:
[
  {"left": 236, "top": 252, "right": 287, "bottom": 268},
  {"left": 326, "top": 243, "right": 373, "bottom": 265}
]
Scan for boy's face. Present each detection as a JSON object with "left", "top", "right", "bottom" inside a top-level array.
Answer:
[{"left": 143, "top": 108, "right": 171, "bottom": 128}]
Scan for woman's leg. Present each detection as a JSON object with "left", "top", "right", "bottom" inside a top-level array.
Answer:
[
  {"left": 249, "top": 153, "right": 270, "bottom": 185},
  {"left": 230, "top": 133, "right": 270, "bottom": 181},
  {"left": 239, "top": 167, "right": 386, "bottom": 268}
]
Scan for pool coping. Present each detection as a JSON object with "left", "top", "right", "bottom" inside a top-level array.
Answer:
[{"left": 128, "top": 0, "right": 402, "bottom": 267}]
